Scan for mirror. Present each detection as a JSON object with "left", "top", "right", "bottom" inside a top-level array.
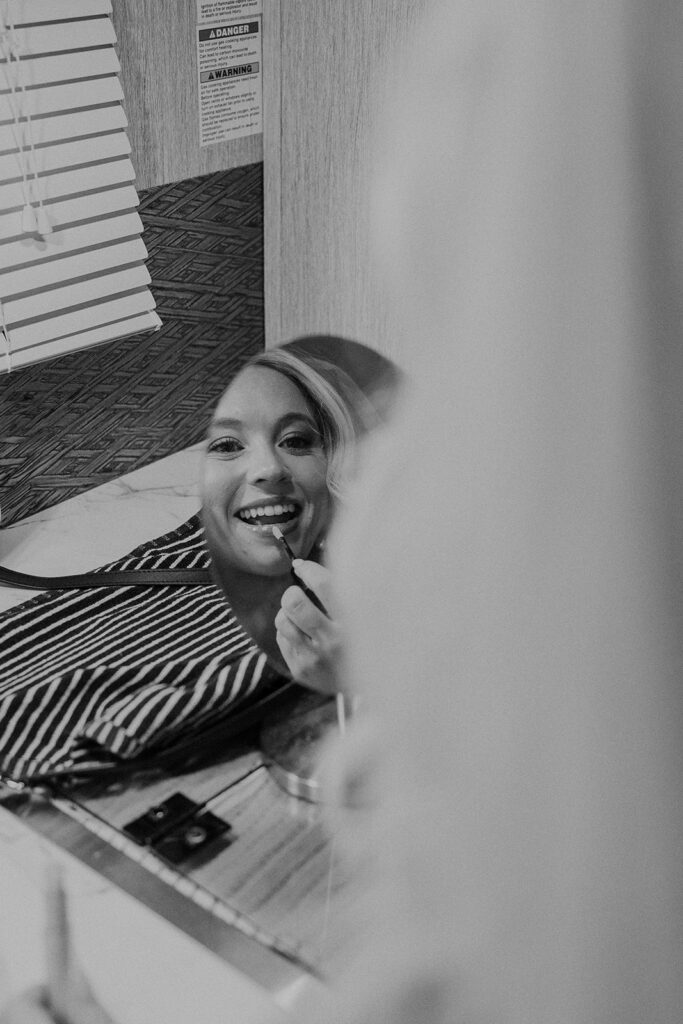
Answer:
[
  {"left": 200, "top": 334, "right": 402, "bottom": 796},
  {"left": 201, "top": 334, "right": 402, "bottom": 670}
]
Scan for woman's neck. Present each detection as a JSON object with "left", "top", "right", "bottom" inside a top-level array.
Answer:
[{"left": 221, "top": 568, "right": 293, "bottom": 675}]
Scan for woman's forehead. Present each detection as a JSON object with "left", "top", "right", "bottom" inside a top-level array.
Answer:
[{"left": 213, "top": 364, "right": 312, "bottom": 422}]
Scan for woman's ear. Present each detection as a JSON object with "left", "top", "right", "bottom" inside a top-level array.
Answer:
[{"left": 308, "top": 535, "right": 327, "bottom": 561}]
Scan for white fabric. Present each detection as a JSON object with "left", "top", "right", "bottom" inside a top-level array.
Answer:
[{"left": 325, "top": 1, "right": 683, "bottom": 1021}]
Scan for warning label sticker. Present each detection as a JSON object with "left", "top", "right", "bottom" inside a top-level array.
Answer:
[
  {"left": 200, "top": 62, "right": 259, "bottom": 82},
  {"left": 196, "top": 0, "right": 262, "bottom": 146}
]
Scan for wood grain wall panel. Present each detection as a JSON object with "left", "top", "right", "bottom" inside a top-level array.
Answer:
[
  {"left": 111, "top": 0, "right": 262, "bottom": 190},
  {"left": 262, "top": 0, "right": 281, "bottom": 347},
  {"left": 264, "top": 0, "right": 428, "bottom": 361}
]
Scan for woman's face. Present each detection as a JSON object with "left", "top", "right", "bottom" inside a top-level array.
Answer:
[{"left": 201, "top": 365, "right": 332, "bottom": 577}]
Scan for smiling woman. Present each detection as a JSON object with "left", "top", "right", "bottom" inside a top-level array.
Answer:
[
  {"left": 201, "top": 345, "right": 380, "bottom": 691},
  {"left": 0, "top": 335, "right": 399, "bottom": 787},
  {"left": 203, "top": 363, "right": 332, "bottom": 578}
]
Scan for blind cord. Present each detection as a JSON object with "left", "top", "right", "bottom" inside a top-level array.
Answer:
[
  {"left": 0, "top": 0, "right": 52, "bottom": 238},
  {"left": 0, "top": 299, "right": 12, "bottom": 373}
]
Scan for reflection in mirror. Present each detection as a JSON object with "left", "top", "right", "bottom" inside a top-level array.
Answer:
[
  {"left": 201, "top": 335, "right": 402, "bottom": 796},
  {"left": 201, "top": 335, "right": 402, "bottom": 675}
]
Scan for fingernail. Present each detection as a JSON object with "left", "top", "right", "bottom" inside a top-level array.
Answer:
[{"left": 292, "top": 558, "right": 303, "bottom": 567}]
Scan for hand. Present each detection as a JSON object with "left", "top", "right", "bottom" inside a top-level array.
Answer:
[
  {"left": 317, "top": 712, "right": 380, "bottom": 868},
  {"left": 0, "top": 867, "right": 117, "bottom": 1024},
  {"left": 275, "top": 560, "right": 343, "bottom": 694},
  {"left": 0, "top": 984, "right": 115, "bottom": 1024},
  {"left": 0, "top": 987, "right": 55, "bottom": 1024},
  {"left": 0, "top": 983, "right": 115, "bottom": 1024}
]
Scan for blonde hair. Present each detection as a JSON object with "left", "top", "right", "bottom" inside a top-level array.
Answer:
[{"left": 244, "top": 347, "right": 378, "bottom": 501}]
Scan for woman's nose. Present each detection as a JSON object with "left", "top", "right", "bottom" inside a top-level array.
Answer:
[{"left": 246, "top": 443, "right": 291, "bottom": 485}]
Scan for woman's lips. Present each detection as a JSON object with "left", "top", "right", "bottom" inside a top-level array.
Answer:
[{"left": 234, "top": 501, "right": 300, "bottom": 532}]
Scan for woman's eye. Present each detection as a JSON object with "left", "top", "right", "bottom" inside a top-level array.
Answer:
[
  {"left": 207, "top": 436, "right": 243, "bottom": 455},
  {"left": 280, "top": 432, "right": 317, "bottom": 452}
]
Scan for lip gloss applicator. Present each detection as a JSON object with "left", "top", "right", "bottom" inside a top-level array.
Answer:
[
  {"left": 271, "top": 525, "right": 329, "bottom": 616},
  {"left": 271, "top": 525, "right": 348, "bottom": 733}
]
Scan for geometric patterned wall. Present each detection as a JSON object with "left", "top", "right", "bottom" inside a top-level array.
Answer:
[{"left": 0, "top": 163, "right": 264, "bottom": 526}]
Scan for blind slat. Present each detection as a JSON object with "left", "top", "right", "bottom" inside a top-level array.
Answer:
[
  {"left": 6, "top": 265, "right": 151, "bottom": 326},
  {"left": 1, "top": 238, "right": 148, "bottom": 298},
  {"left": 0, "top": 158, "right": 135, "bottom": 213},
  {"left": 1, "top": 19, "right": 117, "bottom": 59},
  {"left": 0, "top": 50, "right": 119, "bottom": 90},
  {"left": 0, "top": 132, "right": 130, "bottom": 182},
  {"left": 3, "top": 311, "right": 161, "bottom": 372},
  {"left": 7, "top": 290, "right": 157, "bottom": 353},
  {"left": 1, "top": 3, "right": 160, "bottom": 372},
  {"left": 10, "top": 1, "right": 112, "bottom": 24},
  {"left": 0, "top": 79, "right": 123, "bottom": 122},
  {"left": 0, "top": 107, "right": 128, "bottom": 152},
  {"left": 0, "top": 206, "right": 142, "bottom": 258}
]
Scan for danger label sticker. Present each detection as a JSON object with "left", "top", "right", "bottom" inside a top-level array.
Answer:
[{"left": 196, "top": 1, "right": 262, "bottom": 146}]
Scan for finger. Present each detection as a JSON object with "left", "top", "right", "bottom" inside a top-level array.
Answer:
[
  {"left": 44, "top": 864, "right": 72, "bottom": 1024},
  {"left": 0, "top": 987, "right": 56, "bottom": 1024},
  {"left": 276, "top": 631, "right": 317, "bottom": 680},
  {"left": 277, "top": 626, "right": 341, "bottom": 694},
  {"left": 291, "top": 560, "right": 333, "bottom": 608},
  {"left": 275, "top": 605, "right": 312, "bottom": 644},
  {"left": 280, "top": 585, "right": 328, "bottom": 637}
]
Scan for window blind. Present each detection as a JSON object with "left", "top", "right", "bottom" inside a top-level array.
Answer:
[{"left": 0, "top": 0, "right": 161, "bottom": 372}]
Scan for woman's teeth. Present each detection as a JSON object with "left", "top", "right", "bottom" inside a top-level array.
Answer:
[{"left": 238, "top": 502, "right": 298, "bottom": 525}]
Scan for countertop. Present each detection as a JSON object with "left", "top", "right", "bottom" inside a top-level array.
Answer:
[{"left": 0, "top": 444, "right": 205, "bottom": 614}]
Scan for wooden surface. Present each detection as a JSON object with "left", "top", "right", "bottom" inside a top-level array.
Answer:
[
  {"left": 23, "top": 696, "right": 358, "bottom": 981},
  {"left": 1, "top": 726, "right": 351, "bottom": 1002},
  {"left": 111, "top": 0, "right": 262, "bottom": 189},
  {"left": 263, "top": 0, "right": 429, "bottom": 358},
  {"left": 70, "top": 764, "right": 348, "bottom": 975},
  {"left": 75, "top": 743, "right": 263, "bottom": 830},
  {"left": 0, "top": 792, "right": 310, "bottom": 1006}
]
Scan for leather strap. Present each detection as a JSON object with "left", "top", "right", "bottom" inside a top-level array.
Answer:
[{"left": 0, "top": 564, "right": 214, "bottom": 590}]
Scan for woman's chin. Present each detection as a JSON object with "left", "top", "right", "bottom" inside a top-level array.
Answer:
[
  {"left": 228, "top": 547, "right": 288, "bottom": 578},
  {"left": 251, "top": 559, "right": 291, "bottom": 578}
]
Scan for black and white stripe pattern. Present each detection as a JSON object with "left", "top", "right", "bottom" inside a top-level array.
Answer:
[{"left": 0, "top": 516, "right": 282, "bottom": 779}]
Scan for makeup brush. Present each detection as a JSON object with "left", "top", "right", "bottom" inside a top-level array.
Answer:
[{"left": 271, "top": 525, "right": 328, "bottom": 615}]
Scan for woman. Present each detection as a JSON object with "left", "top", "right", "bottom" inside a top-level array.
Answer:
[
  {"left": 201, "top": 345, "right": 377, "bottom": 694},
  {"left": 0, "top": 339, "right": 392, "bottom": 783}
]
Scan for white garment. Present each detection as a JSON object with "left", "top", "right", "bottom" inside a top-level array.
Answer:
[{"left": 327, "top": 1, "right": 683, "bottom": 1021}]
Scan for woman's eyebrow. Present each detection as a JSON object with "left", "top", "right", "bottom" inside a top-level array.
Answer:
[
  {"left": 275, "top": 412, "right": 319, "bottom": 430},
  {"left": 208, "top": 413, "right": 319, "bottom": 431},
  {"left": 209, "top": 417, "right": 243, "bottom": 431}
]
